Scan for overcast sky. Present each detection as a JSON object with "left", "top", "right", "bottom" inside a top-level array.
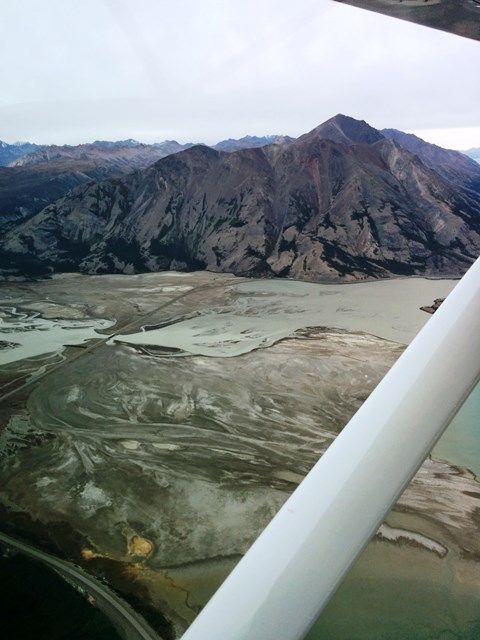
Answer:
[{"left": 1, "top": 0, "right": 479, "bottom": 149}]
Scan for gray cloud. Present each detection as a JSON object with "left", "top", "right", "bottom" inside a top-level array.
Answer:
[{"left": 1, "top": 0, "right": 479, "bottom": 148}]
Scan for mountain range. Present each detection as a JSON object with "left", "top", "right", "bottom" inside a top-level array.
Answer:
[
  {"left": 1, "top": 114, "right": 480, "bottom": 282},
  {"left": 213, "top": 135, "right": 294, "bottom": 152},
  {"left": 0, "top": 136, "right": 293, "bottom": 228},
  {"left": 0, "top": 140, "right": 43, "bottom": 167},
  {"left": 0, "top": 139, "right": 196, "bottom": 228}
]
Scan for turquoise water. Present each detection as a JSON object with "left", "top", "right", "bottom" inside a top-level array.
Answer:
[{"left": 433, "top": 383, "right": 480, "bottom": 477}]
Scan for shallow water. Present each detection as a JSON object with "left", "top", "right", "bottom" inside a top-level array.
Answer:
[
  {"left": 114, "top": 277, "right": 456, "bottom": 357},
  {"left": 0, "top": 306, "right": 113, "bottom": 366}
]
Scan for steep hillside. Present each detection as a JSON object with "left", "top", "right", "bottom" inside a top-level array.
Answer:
[
  {"left": 463, "top": 148, "right": 480, "bottom": 164},
  {"left": 382, "top": 129, "right": 480, "bottom": 191}
]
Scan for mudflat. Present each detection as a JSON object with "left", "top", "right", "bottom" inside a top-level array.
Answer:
[{"left": 0, "top": 271, "right": 478, "bottom": 639}]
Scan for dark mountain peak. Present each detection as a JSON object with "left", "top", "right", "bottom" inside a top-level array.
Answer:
[
  {"left": 183, "top": 142, "right": 217, "bottom": 156},
  {"left": 298, "top": 114, "right": 385, "bottom": 146},
  {"left": 151, "top": 143, "right": 218, "bottom": 170}
]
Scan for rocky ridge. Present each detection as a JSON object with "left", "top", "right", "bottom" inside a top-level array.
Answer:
[{"left": 2, "top": 114, "right": 480, "bottom": 281}]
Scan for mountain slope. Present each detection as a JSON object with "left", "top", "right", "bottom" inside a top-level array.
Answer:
[
  {"left": 2, "top": 115, "right": 480, "bottom": 282},
  {"left": 382, "top": 129, "right": 480, "bottom": 192},
  {"left": 0, "top": 140, "right": 195, "bottom": 228},
  {"left": 463, "top": 148, "right": 480, "bottom": 164},
  {"left": 0, "top": 137, "right": 292, "bottom": 229}
]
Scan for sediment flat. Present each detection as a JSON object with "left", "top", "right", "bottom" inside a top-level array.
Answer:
[{"left": 0, "top": 270, "right": 478, "bottom": 639}]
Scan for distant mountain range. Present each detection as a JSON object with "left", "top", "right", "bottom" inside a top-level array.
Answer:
[
  {"left": 8, "top": 138, "right": 195, "bottom": 168},
  {"left": 213, "top": 135, "right": 294, "bottom": 152},
  {"left": 0, "top": 140, "right": 43, "bottom": 167},
  {"left": 1, "top": 114, "right": 480, "bottom": 282},
  {"left": 463, "top": 148, "right": 480, "bottom": 164}
]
